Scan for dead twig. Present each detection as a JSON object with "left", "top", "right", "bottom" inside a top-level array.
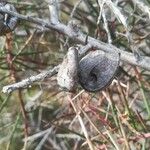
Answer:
[{"left": 2, "top": 65, "right": 59, "bottom": 93}]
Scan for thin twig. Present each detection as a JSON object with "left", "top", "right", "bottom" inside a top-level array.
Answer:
[
  {"left": 67, "top": 94, "right": 95, "bottom": 150},
  {"left": 47, "top": 0, "right": 59, "bottom": 24},
  {"left": 2, "top": 65, "right": 59, "bottom": 93}
]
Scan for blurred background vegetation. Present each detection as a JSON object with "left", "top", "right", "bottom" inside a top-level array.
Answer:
[{"left": 0, "top": 0, "right": 150, "bottom": 149}]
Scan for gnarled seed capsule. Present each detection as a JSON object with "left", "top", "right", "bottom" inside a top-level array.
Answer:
[{"left": 78, "top": 50, "right": 120, "bottom": 92}]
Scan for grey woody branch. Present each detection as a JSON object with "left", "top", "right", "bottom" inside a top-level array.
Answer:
[
  {"left": 0, "top": 7, "right": 150, "bottom": 71},
  {"left": 2, "top": 66, "right": 59, "bottom": 93}
]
